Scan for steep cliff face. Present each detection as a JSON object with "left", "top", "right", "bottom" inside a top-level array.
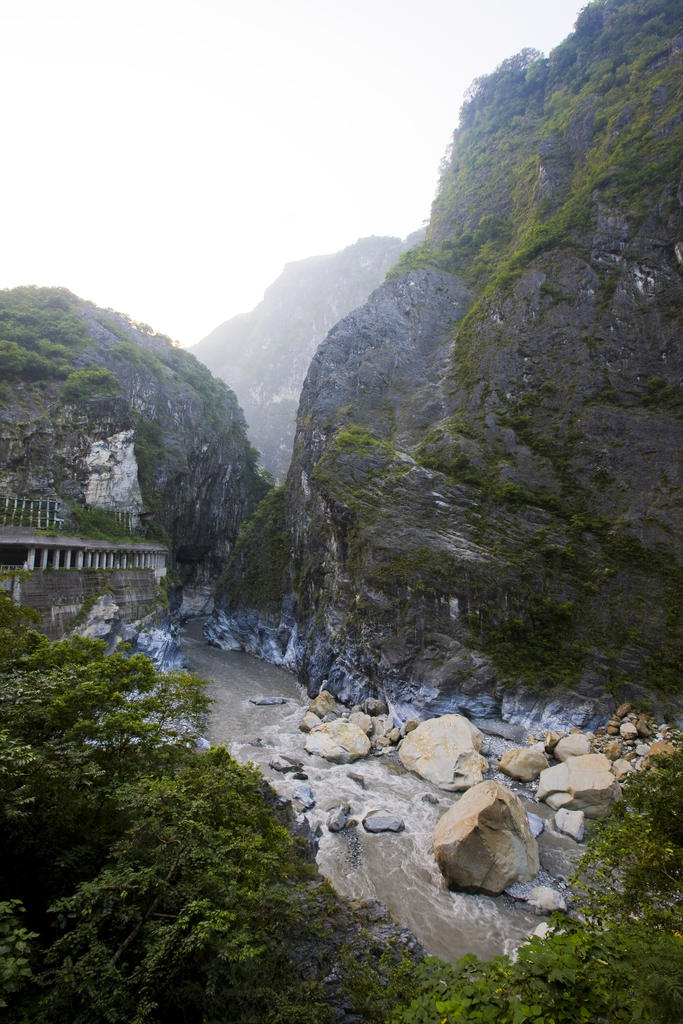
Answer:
[
  {"left": 192, "top": 234, "right": 419, "bottom": 481},
  {"left": 209, "top": 0, "right": 683, "bottom": 729},
  {"left": 0, "top": 287, "right": 266, "bottom": 615}
]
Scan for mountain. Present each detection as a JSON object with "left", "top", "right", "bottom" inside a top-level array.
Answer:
[
  {"left": 0, "top": 286, "right": 267, "bottom": 616},
  {"left": 191, "top": 233, "right": 421, "bottom": 480},
  {"left": 207, "top": 0, "right": 683, "bottom": 729}
]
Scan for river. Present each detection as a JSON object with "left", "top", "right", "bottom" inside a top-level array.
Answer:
[{"left": 180, "top": 619, "right": 547, "bottom": 964}]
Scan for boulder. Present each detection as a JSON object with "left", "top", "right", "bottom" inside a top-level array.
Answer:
[
  {"left": 362, "top": 809, "right": 405, "bottom": 833},
  {"left": 399, "top": 714, "right": 485, "bottom": 791},
  {"left": 611, "top": 758, "right": 635, "bottom": 782},
  {"left": 619, "top": 721, "right": 638, "bottom": 740},
  {"left": 293, "top": 784, "right": 315, "bottom": 808},
  {"left": 527, "top": 812, "right": 545, "bottom": 837},
  {"left": 309, "top": 690, "right": 340, "bottom": 719},
  {"left": 499, "top": 746, "right": 549, "bottom": 782},
  {"left": 635, "top": 743, "right": 651, "bottom": 757},
  {"left": 349, "top": 711, "right": 373, "bottom": 735},
  {"left": 452, "top": 750, "right": 489, "bottom": 790},
  {"left": 327, "top": 806, "right": 348, "bottom": 832},
  {"left": 554, "top": 807, "right": 585, "bottom": 842},
  {"left": 269, "top": 757, "right": 298, "bottom": 774},
  {"left": 299, "top": 712, "right": 321, "bottom": 733},
  {"left": 386, "top": 727, "right": 401, "bottom": 743},
  {"left": 649, "top": 740, "right": 675, "bottom": 757},
  {"left": 304, "top": 719, "right": 371, "bottom": 764},
  {"left": 602, "top": 740, "right": 622, "bottom": 761},
  {"left": 250, "top": 697, "right": 287, "bottom": 705},
  {"left": 528, "top": 886, "right": 567, "bottom": 915},
  {"left": 543, "top": 730, "right": 561, "bottom": 753},
  {"left": 616, "top": 703, "right": 631, "bottom": 717},
  {"left": 432, "top": 781, "right": 539, "bottom": 896},
  {"left": 405, "top": 717, "right": 420, "bottom": 734},
  {"left": 554, "top": 734, "right": 592, "bottom": 761},
  {"left": 537, "top": 753, "right": 622, "bottom": 819},
  {"left": 362, "top": 698, "right": 388, "bottom": 717}
]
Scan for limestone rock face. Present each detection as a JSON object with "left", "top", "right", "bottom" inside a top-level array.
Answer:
[
  {"left": 399, "top": 714, "right": 485, "bottom": 791},
  {"left": 206, "top": 7, "right": 683, "bottom": 732},
  {"left": 538, "top": 753, "right": 622, "bottom": 818},
  {"left": 432, "top": 781, "right": 539, "bottom": 896},
  {"left": 304, "top": 719, "right": 371, "bottom": 763},
  {"left": 499, "top": 747, "right": 549, "bottom": 782},
  {"left": 554, "top": 734, "right": 593, "bottom": 761}
]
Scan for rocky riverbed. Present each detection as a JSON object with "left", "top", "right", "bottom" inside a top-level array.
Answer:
[{"left": 180, "top": 619, "right": 596, "bottom": 963}]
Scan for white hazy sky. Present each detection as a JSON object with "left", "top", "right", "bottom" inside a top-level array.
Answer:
[{"left": 0, "top": 0, "right": 581, "bottom": 345}]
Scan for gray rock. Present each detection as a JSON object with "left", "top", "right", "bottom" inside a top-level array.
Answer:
[
  {"left": 554, "top": 807, "right": 585, "bottom": 842},
  {"left": 363, "top": 699, "right": 389, "bottom": 717},
  {"left": 347, "top": 771, "right": 367, "bottom": 789},
  {"left": 527, "top": 812, "right": 545, "bottom": 838},
  {"left": 327, "top": 806, "right": 348, "bottom": 832},
  {"left": 363, "top": 808, "right": 405, "bottom": 833},
  {"left": 269, "top": 757, "right": 298, "bottom": 774},
  {"left": 528, "top": 885, "right": 567, "bottom": 915},
  {"left": 250, "top": 697, "right": 288, "bottom": 705},
  {"left": 293, "top": 784, "right": 315, "bottom": 808},
  {"left": 421, "top": 793, "right": 440, "bottom": 804}
]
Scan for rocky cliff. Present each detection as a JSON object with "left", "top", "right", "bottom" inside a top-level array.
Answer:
[
  {"left": 208, "top": 0, "right": 683, "bottom": 730},
  {"left": 0, "top": 287, "right": 267, "bottom": 616},
  {"left": 192, "top": 234, "right": 421, "bottom": 481}
]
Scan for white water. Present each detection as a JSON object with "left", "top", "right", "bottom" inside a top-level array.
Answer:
[{"left": 180, "top": 619, "right": 541, "bottom": 964}]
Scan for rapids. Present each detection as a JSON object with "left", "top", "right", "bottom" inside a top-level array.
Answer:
[{"left": 180, "top": 619, "right": 546, "bottom": 963}]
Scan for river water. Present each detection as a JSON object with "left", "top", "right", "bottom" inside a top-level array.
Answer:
[{"left": 180, "top": 620, "right": 542, "bottom": 964}]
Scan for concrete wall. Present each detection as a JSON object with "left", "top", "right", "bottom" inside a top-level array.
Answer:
[{"left": 11, "top": 569, "right": 160, "bottom": 639}]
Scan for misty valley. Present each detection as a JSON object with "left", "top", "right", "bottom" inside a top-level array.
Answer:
[{"left": 1, "top": 1, "right": 683, "bottom": 1021}]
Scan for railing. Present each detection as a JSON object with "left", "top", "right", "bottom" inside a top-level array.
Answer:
[
  {"left": 0, "top": 495, "right": 63, "bottom": 530},
  {"left": 90, "top": 507, "right": 141, "bottom": 534}
]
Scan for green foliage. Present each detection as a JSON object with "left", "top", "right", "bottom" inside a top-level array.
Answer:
[
  {"left": 66, "top": 504, "right": 137, "bottom": 542},
  {"left": 394, "top": 924, "right": 683, "bottom": 1024},
  {"left": 223, "top": 486, "right": 290, "bottom": 610},
  {"left": 474, "top": 596, "right": 591, "bottom": 687},
  {"left": 0, "top": 607, "right": 348, "bottom": 1022},
  {"left": 0, "top": 901, "right": 37, "bottom": 1008},
  {"left": 393, "top": 0, "right": 683, "bottom": 312},
  {"left": 60, "top": 367, "right": 122, "bottom": 404},
  {"left": 133, "top": 418, "right": 167, "bottom": 513},
  {"left": 577, "top": 748, "right": 683, "bottom": 932},
  {"left": 0, "top": 287, "right": 89, "bottom": 382}
]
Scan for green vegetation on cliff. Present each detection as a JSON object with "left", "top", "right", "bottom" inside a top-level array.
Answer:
[
  {"left": 394, "top": 0, "right": 683, "bottom": 297},
  {"left": 0, "top": 287, "right": 89, "bottom": 382},
  {"left": 220, "top": 485, "right": 291, "bottom": 610}
]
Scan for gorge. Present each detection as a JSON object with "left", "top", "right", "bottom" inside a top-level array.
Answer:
[{"left": 2, "top": 1, "right": 683, "bottom": 1021}]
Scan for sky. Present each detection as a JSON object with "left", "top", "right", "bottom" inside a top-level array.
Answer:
[{"left": 0, "top": 0, "right": 582, "bottom": 346}]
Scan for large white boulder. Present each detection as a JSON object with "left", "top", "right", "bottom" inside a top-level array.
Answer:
[
  {"left": 499, "top": 746, "right": 548, "bottom": 782},
  {"left": 538, "top": 753, "right": 621, "bottom": 819},
  {"left": 299, "top": 712, "right": 321, "bottom": 733},
  {"left": 399, "top": 714, "right": 486, "bottom": 791},
  {"left": 309, "top": 690, "right": 341, "bottom": 718},
  {"left": 554, "top": 734, "right": 592, "bottom": 761},
  {"left": 304, "top": 719, "right": 371, "bottom": 764},
  {"left": 349, "top": 711, "right": 373, "bottom": 735},
  {"left": 432, "top": 781, "right": 539, "bottom": 896}
]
